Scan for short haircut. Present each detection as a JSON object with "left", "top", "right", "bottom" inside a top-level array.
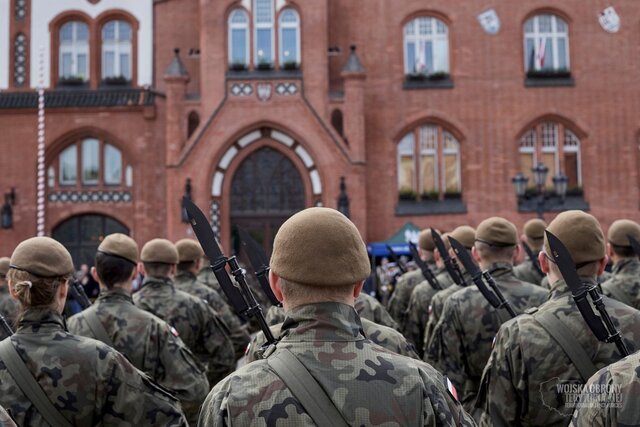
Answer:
[
  {"left": 610, "top": 244, "right": 635, "bottom": 258},
  {"left": 474, "top": 241, "right": 516, "bottom": 264},
  {"left": 176, "top": 260, "right": 196, "bottom": 273},
  {"left": 143, "top": 262, "right": 172, "bottom": 278},
  {"left": 94, "top": 252, "right": 136, "bottom": 289},
  {"left": 279, "top": 277, "right": 354, "bottom": 306},
  {"left": 548, "top": 258, "right": 601, "bottom": 278}
]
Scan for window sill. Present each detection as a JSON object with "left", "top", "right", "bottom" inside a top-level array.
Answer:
[
  {"left": 403, "top": 77, "right": 454, "bottom": 90},
  {"left": 226, "top": 69, "right": 302, "bottom": 80},
  {"left": 395, "top": 198, "right": 467, "bottom": 216},
  {"left": 524, "top": 76, "right": 575, "bottom": 88},
  {"left": 516, "top": 194, "right": 588, "bottom": 213}
]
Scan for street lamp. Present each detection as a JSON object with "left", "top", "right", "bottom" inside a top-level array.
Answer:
[
  {"left": 532, "top": 163, "right": 549, "bottom": 189},
  {"left": 511, "top": 172, "right": 529, "bottom": 199},
  {"left": 1, "top": 188, "right": 16, "bottom": 229},
  {"left": 512, "top": 165, "right": 568, "bottom": 220},
  {"left": 552, "top": 174, "right": 568, "bottom": 201}
]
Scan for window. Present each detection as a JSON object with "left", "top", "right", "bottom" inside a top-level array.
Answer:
[
  {"left": 52, "top": 138, "right": 128, "bottom": 187},
  {"left": 102, "top": 20, "right": 132, "bottom": 80},
  {"left": 59, "top": 21, "right": 89, "bottom": 80},
  {"left": 524, "top": 14, "right": 569, "bottom": 73},
  {"left": 279, "top": 9, "right": 300, "bottom": 67},
  {"left": 404, "top": 16, "right": 449, "bottom": 76},
  {"left": 518, "top": 121, "right": 581, "bottom": 189},
  {"left": 397, "top": 124, "right": 461, "bottom": 199},
  {"left": 254, "top": 0, "right": 274, "bottom": 67},
  {"left": 228, "top": 9, "right": 249, "bottom": 67}
]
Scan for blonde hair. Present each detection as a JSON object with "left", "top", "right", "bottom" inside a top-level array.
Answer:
[{"left": 7, "top": 269, "right": 68, "bottom": 308}]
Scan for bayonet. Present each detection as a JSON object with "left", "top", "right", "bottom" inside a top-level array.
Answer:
[
  {"left": 628, "top": 235, "right": 640, "bottom": 258},
  {"left": 521, "top": 241, "right": 543, "bottom": 277},
  {"left": 238, "top": 227, "right": 281, "bottom": 307},
  {"left": 431, "top": 229, "right": 467, "bottom": 287},
  {"left": 385, "top": 244, "right": 407, "bottom": 274},
  {"left": 69, "top": 280, "right": 91, "bottom": 310},
  {"left": 0, "top": 312, "right": 13, "bottom": 337},
  {"left": 408, "top": 242, "right": 442, "bottom": 290}
]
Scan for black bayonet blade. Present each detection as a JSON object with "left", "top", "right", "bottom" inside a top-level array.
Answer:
[
  {"left": 431, "top": 229, "right": 460, "bottom": 285},
  {"left": 409, "top": 241, "right": 441, "bottom": 291},
  {"left": 238, "top": 228, "right": 280, "bottom": 306},
  {"left": 628, "top": 235, "right": 640, "bottom": 258},
  {"left": 450, "top": 236, "right": 501, "bottom": 308}
]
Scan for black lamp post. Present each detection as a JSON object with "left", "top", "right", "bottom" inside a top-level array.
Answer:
[
  {"left": 181, "top": 178, "right": 192, "bottom": 223},
  {"left": 512, "top": 164, "right": 567, "bottom": 220},
  {"left": 1, "top": 188, "right": 16, "bottom": 229},
  {"left": 337, "top": 176, "right": 350, "bottom": 219}
]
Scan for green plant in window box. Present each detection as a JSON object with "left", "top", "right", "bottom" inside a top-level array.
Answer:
[
  {"left": 444, "top": 191, "right": 462, "bottom": 199},
  {"left": 102, "top": 75, "right": 130, "bottom": 86},
  {"left": 420, "top": 190, "right": 439, "bottom": 201},
  {"left": 566, "top": 186, "right": 583, "bottom": 196},
  {"left": 526, "top": 68, "right": 571, "bottom": 79},
  {"left": 256, "top": 60, "right": 274, "bottom": 71},
  {"left": 407, "top": 72, "right": 427, "bottom": 81},
  {"left": 399, "top": 189, "right": 418, "bottom": 201},
  {"left": 282, "top": 61, "right": 299, "bottom": 71},
  {"left": 59, "top": 75, "right": 86, "bottom": 86},
  {"left": 229, "top": 62, "right": 248, "bottom": 71},
  {"left": 428, "top": 71, "right": 450, "bottom": 81}
]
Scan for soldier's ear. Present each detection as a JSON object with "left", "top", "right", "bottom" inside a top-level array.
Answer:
[
  {"left": 606, "top": 243, "right": 614, "bottom": 259},
  {"left": 269, "top": 270, "right": 284, "bottom": 302},
  {"left": 471, "top": 246, "right": 481, "bottom": 263},
  {"left": 90, "top": 266, "right": 100, "bottom": 283},
  {"left": 597, "top": 256, "right": 608, "bottom": 276},
  {"left": 353, "top": 281, "right": 364, "bottom": 298},
  {"left": 539, "top": 252, "right": 549, "bottom": 274}
]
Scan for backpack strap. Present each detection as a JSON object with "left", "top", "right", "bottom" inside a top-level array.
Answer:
[
  {"left": 267, "top": 347, "right": 349, "bottom": 427},
  {"left": 0, "top": 339, "right": 73, "bottom": 427},
  {"left": 533, "top": 311, "right": 598, "bottom": 381},
  {"left": 83, "top": 307, "right": 115, "bottom": 348}
]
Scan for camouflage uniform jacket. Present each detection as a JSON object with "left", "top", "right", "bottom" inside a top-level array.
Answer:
[
  {"left": 0, "top": 308, "right": 187, "bottom": 426},
  {"left": 199, "top": 302, "right": 476, "bottom": 426},
  {"left": 133, "top": 276, "right": 235, "bottom": 386},
  {"left": 0, "top": 286, "right": 19, "bottom": 341},
  {"left": 569, "top": 350, "right": 640, "bottom": 427},
  {"left": 542, "top": 271, "right": 612, "bottom": 290},
  {"left": 513, "top": 254, "right": 544, "bottom": 286},
  {"left": 476, "top": 278, "right": 640, "bottom": 427},
  {"left": 0, "top": 404, "right": 16, "bottom": 426},
  {"left": 402, "top": 279, "right": 444, "bottom": 357},
  {"left": 174, "top": 271, "right": 250, "bottom": 358},
  {"left": 429, "top": 263, "right": 547, "bottom": 410},
  {"left": 386, "top": 261, "right": 437, "bottom": 329},
  {"left": 601, "top": 258, "right": 640, "bottom": 310},
  {"left": 67, "top": 288, "right": 209, "bottom": 421},
  {"left": 424, "top": 283, "right": 462, "bottom": 362}
]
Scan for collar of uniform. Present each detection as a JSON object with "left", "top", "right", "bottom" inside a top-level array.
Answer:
[
  {"left": 613, "top": 258, "right": 640, "bottom": 275},
  {"left": 280, "top": 302, "right": 365, "bottom": 342},
  {"left": 16, "top": 308, "right": 67, "bottom": 333},
  {"left": 173, "top": 271, "right": 196, "bottom": 283},
  {"left": 96, "top": 287, "right": 134, "bottom": 304},
  {"left": 486, "top": 262, "right": 514, "bottom": 277},
  {"left": 141, "top": 276, "right": 174, "bottom": 289},
  {"left": 548, "top": 277, "right": 598, "bottom": 298}
]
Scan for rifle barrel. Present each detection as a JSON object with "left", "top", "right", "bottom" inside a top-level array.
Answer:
[{"left": 0, "top": 312, "right": 13, "bottom": 337}]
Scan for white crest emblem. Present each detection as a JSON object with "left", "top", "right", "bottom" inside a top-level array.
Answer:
[
  {"left": 257, "top": 83, "right": 272, "bottom": 102},
  {"left": 599, "top": 7, "right": 620, "bottom": 33},
  {"left": 477, "top": 9, "right": 500, "bottom": 35}
]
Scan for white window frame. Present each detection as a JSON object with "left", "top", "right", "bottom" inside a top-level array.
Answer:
[
  {"left": 563, "top": 129, "right": 582, "bottom": 187},
  {"left": 524, "top": 14, "right": 570, "bottom": 71},
  {"left": 59, "top": 21, "right": 89, "bottom": 80},
  {"left": 278, "top": 8, "right": 300, "bottom": 66},
  {"left": 228, "top": 9, "right": 250, "bottom": 67},
  {"left": 253, "top": 0, "right": 275, "bottom": 66},
  {"left": 59, "top": 145, "right": 77, "bottom": 186},
  {"left": 104, "top": 143, "right": 123, "bottom": 185},
  {"left": 101, "top": 20, "right": 133, "bottom": 80},
  {"left": 403, "top": 16, "right": 449, "bottom": 75},
  {"left": 397, "top": 132, "right": 416, "bottom": 192},
  {"left": 442, "top": 131, "right": 461, "bottom": 192},
  {"left": 419, "top": 125, "right": 439, "bottom": 194}
]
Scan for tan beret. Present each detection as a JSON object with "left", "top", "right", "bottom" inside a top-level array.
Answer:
[
  {"left": 175, "top": 239, "right": 204, "bottom": 262},
  {"left": 608, "top": 219, "right": 640, "bottom": 247},
  {"left": 270, "top": 207, "right": 370, "bottom": 287},
  {"left": 524, "top": 219, "right": 547, "bottom": 241},
  {"left": 544, "top": 210, "right": 605, "bottom": 264},
  {"left": 10, "top": 237, "right": 74, "bottom": 277},
  {"left": 476, "top": 217, "right": 518, "bottom": 247},
  {"left": 0, "top": 257, "right": 10, "bottom": 277},
  {"left": 98, "top": 233, "right": 138, "bottom": 265},
  {"left": 141, "top": 238, "right": 179, "bottom": 264},
  {"left": 449, "top": 226, "right": 476, "bottom": 249},
  {"left": 418, "top": 229, "right": 437, "bottom": 251}
]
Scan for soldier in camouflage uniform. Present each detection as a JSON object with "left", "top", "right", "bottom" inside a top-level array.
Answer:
[
  {"left": 0, "top": 237, "right": 187, "bottom": 426},
  {"left": 133, "top": 238, "right": 235, "bottom": 387},
  {"left": 476, "top": 211, "right": 640, "bottom": 427},
  {"left": 174, "top": 239, "right": 250, "bottom": 359},
  {"left": 67, "top": 234, "right": 209, "bottom": 424},
  {"left": 429, "top": 217, "right": 547, "bottom": 412},
  {"left": 0, "top": 404, "right": 16, "bottom": 426},
  {"left": 513, "top": 218, "right": 546, "bottom": 286},
  {"left": 600, "top": 219, "right": 640, "bottom": 309},
  {"left": 199, "top": 208, "right": 474, "bottom": 426},
  {"left": 0, "top": 257, "right": 19, "bottom": 341}
]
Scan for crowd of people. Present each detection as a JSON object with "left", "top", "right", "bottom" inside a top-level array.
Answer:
[{"left": 0, "top": 207, "right": 639, "bottom": 426}]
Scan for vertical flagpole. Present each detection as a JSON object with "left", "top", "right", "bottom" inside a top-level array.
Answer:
[{"left": 36, "top": 46, "right": 46, "bottom": 236}]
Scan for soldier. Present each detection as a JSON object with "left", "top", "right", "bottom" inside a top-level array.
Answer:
[
  {"left": 0, "top": 237, "right": 187, "bottom": 426},
  {"left": 429, "top": 217, "right": 548, "bottom": 412},
  {"left": 0, "top": 404, "right": 16, "bottom": 427},
  {"left": 600, "top": 219, "right": 640, "bottom": 309},
  {"left": 133, "top": 238, "right": 235, "bottom": 387},
  {"left": 198, "top": 208, "right": 474, "bottom": 426},
  {"left": 174, "top": 238, "right": 250, "bottom": 358},
  {"left": 476, "top": 211, "right": 640, "bottom": 426},
  {"left": 514, "top": 218, "right": 547, "bottom": 285},
  {"left": 67, "top": 233, "right": 209, "bottom": 424},
  {"left": 0, "top": 257, "right": 19, "bottom": 341}
]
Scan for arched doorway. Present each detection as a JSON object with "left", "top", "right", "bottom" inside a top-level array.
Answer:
[
  {"left": 230, "top": 147, "right": 305, "bottom": 255},
  {"left": 52, "top": 214, "right": 129, "bottom": 268}
]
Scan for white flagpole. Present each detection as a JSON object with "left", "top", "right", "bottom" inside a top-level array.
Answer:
[{"left": 36, "top": 46, "right": 46, "bottom": 236}]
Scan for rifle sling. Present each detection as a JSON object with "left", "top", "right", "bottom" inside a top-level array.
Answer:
[
  {"left": 84, "top": 307, "right": 115, "bottom": 348},
  {"left": 0, "top": 340, "right": 73, "bottom": 427},
  {"left": 533, "top": 311, "right": 597, "bottom": 381},
  {"left": 267, "top": 348, "right": 349, "bottom": 427}
]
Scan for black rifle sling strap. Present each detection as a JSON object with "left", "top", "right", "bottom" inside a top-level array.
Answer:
[
  {"left": 83, "top": 307, "right": 115, "bottom": 348},
  {"left": 0, "top": 340, "right": 73, "bottom": 427},
  {"left": 267, "top": 348, "right": 349, "bottom": 427},
  {"left": 533, "top": 311, "right": 598, "bottom": 381}
]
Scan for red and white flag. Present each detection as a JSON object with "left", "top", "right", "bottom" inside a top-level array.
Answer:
[{"left": 535, "top": 37, "right": 546, "bottom": 69}]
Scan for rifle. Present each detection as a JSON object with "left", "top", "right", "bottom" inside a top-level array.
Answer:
[
  {"left": 183, "top": 198, "right": 276, "bottom": 345},
  {"left": 546, "top": 230, "right": 629, "bottom": 357},
  {"left": 408, "top": 242, "right": 442, "bottom": 291},
  {"left": 629, "top": 235, "right": 640, "bottom": 258},
  {"left": 521, "top": 241, "right": 543, "bottom": 277},
  {"left": 385, "top": 244, "right": 407, "bottom": 274},
  {"left": 69, "top": 280, "right": 92, "bottom": 310},
  {"left": 0, "top": 312, "right": 13, "bottom": 337},
  {"left": 431, "top": 229, "right": 468, "bottom": 287},
  {"left": 237, "top": 227, "right": 282, "bottom": 307},
  {"left": 449, "top": 237, "right": 517, "bottom": 318}
]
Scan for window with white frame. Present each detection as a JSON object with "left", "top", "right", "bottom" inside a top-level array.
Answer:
[
  {"left": 279, "top": 8, "right": 300, "bottom": 67},
  {"left": 403, "top": 16, "right": 449, "bottom": 76},
  {"left": 254, "top": 0, "right": 274, "bottom": 66},
  {"left": 59, "top": 21, "right": 89, "bottom": 80},
  {"left": 228, "top": 9, "right": 250, "bottom": 67},
  {"left": 524, "top": 14, "right": 569, "bottom": 72},
  {"left": 102, "top": 20, "right": 132, "bottom": 80}
]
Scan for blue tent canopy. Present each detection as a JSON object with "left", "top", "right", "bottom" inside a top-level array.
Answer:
[{"left": 366, "top": 242, "right": 411, "bottom": 257}]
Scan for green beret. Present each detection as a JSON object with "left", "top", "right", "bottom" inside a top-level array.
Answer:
[
  {"left": 418, "top": 229, "right": 437, "bottom": 251},
  {"left": 476, "top": 217, "right": 518, "bottom": 247},
  {"left": 270, "top": 207, "right": 370, "bottom": 287},
  {"left": 449, "top": 226, "right": 475, "bottom": 249},
  {"left": 0, "top": 257, "right": 10, "bottom": 277},
  {"left": 544, "top": 210, "right": 605, "bottom": 264},
  {"left": 175, "top": 239, "right": 204, "bottom": 262},
  {"left": 10, "top": 237, "right": 74, "bottom": 277},
  {"left": 524, "top": 219, "right": 547, "bottom": 241},
  {"left": 98, "top": 233, "right": 138, "bottom": 265},
  {"left": 141, "top": 239, "right": 179, "bottom": 264},
  {"left": 608, "top": 219, "right": 640, "bottom": 247}
]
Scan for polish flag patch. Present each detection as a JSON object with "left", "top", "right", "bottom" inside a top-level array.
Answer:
[
  {"left": 445, "top": 377, "right": 459, "bottom": 401},
  {"left": 169, "top": 326, "right": 179, "bottom": 337}
]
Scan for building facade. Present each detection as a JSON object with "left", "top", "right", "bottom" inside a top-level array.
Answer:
[{"left": 0, "top": 0, "right": 639, "bottom": 264}]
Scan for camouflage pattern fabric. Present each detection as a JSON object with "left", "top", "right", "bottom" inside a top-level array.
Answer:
[
  {"left": 476, "top": 278, "right": 640, "bottom": 427},
  {"left": 424, "top": 283, "right": 463, "bottom": 362},
  {"left": 0, "top": 286, "right": 19, "bottom": 340},
  {"left": 541, "top": 271, "right": 612, "bottom": 290},
  {"left": 174, "top": 271, "right": 251, "bottom": 358},
  {"left": 67, "top": 287, "right": 209, "bottom": 423},
  {"left": 386, "top": 260, "right": 437, "bottom": 328},
  {"left": 402, "top": 280, "right": 440, "bottom": 357},
  {"left": 429, "top": 263, "right": 547, "bottom": 411},
  {"left": 197, "top": 267, "right": 222, "bottom": 295},
  {"left": 265, "top": 304, "right": 286, "bottom": 326},
  {"left": 600, "top": 259, "right": 640, "bottom": 310},
  {"left": 569, "top": 350, "right": 640, "bottom": 427},
  {"left": 513, "top": 254, "right": 544, "bottom": 286},
  {"left": 352, "top": 292, "right": 398, "bottom": 330},
  {"left": 0, "top": 404, "right": 16, "bottom": 426},
  {"left": 198, "top": 302, "right": 475, "bottom": 426},
  {"left": 133, "top": 276, "right": 235, "bottom": 387},
  {"left": 0, "top": 308, "right": 187, "bottom": 426}
]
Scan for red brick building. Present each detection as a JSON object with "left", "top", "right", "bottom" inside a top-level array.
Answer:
[{"left": 0, "top": 0, "right": 639, "bottom": 264}]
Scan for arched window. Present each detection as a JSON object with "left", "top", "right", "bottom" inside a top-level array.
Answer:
[
  {"left": 228, "top": 9, "right": 249, "bottom": 68},
  {"left": 279, "top": 8, "right": 300, "bottom": 67},
  {"left": 59, "top": 21, "right": 90, "bottom": 81},
  {"left": 52, "top": 138, "right": 128, "bottom": 187},
  {"left": 524, "top": 14, "right": 569, "bottom": 72},
  {"left": 397, "top": 124, "right": 461, "bottom": 199},
  {"left": 403, "top": 16, "right": 449, "bottom": 76},
  {"left": 518, "top": 121, "right": 581, "bottom": 190},
  {"left": 102, "top": 20, "right": 132, "bottom": 81},
  {"left": 254, "top": 0, "right": 275, "bottom": 67}
]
